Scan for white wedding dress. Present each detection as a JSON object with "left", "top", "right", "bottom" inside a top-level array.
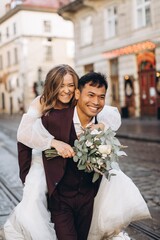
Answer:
[
  {"left": 4, "top": 105, "right": 151, "bottom": 240},
  {"left": 4, "top": 149, "right": 56, "bottom": 240}
]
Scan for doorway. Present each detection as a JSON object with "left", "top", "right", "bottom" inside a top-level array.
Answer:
[
  {"left": 139, "top": 69, "right": 156, "bottom": 117},
  {"left": 137, "top": 51, "right": 157, "bottom": 117}
]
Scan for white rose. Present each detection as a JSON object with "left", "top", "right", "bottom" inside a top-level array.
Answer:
[
  {"left": 94, "top": 137, "right": 99, "bottom": 141},
  {"left": 90, "top": 129, "right": 101, "bottom": 135},
  {"left": 86, "top": 140, "right": 93, "bottom": 147},
  {"left": 98, "top": 144, "right": 112, "bottom": 155},
  {"left": 97, "top": 159, "right": 104, "bottom": 166}
]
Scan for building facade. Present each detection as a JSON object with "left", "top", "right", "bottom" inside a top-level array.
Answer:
[
  {"left": 0, "top": 0, "right": 74, "bottom": 113},
  {"left": 59, "top": 0, "right": 160, "bottom": 118}
]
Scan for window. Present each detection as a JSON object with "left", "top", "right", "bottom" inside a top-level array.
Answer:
[
  {"left": 13, "top": 22, "right": 17, "bottom": 35},
  {"left": 110, "top": 58, "right": 119, "bottom": 105},
  {"left": 14, "top": 48, "right": 18, "bottom": 64},
  {"left": 0, "top": 55, "right": 3, "bottom": 70},
  {"left": 45, "top": 46, "right": 52, "bottom": 61},
  {"left": 6, "top": 27, "right": 9, "bottom": 38},
  {"left": 84, "top": 64, "right": 94, "bottom": 73},
  {"left": 1, "top": 93, "right": 5, "bottom": 110},
  {"left": 16, "top": 78, "right": 19, "bottom": 87},
  {"left": 43, "top": 21, "right": 51, "bottom": 33},
  {"left": 104, "top": 6, "right": 118, "bottom": 38},
  {"left": 7, "top": 51, "right": 11, "bottom": 67},
  {"left": 80, "top": 16, "right": 93, "bottom": 46},
  {"left": 110, "top": 58, "right": 118, "bottom": 76},
  {"left": 136, "top": 0, "right": 151, "bottom": 28}
]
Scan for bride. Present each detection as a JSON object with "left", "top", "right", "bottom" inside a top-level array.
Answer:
[
  {"left": 4, "top": 70, "right": 151, "bottom": 240},
  {"left": 4, "top": 64, "right": 79, "bottom": 240}
]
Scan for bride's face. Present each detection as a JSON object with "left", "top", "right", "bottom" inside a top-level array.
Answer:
[{"left": 55, "top": 73, "right": 75, "bottom": 108}]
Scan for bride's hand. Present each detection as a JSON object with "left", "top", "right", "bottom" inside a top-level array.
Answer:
[{"left": 51, "top": 139, "right": 75, "bottom": 158}]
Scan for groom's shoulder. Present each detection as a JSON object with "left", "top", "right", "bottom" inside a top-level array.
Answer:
[
  {"left": 102, "top": 105, "right": 120, "bottom": 114},
  {"left": 98, "top": 105, "right": 121, "bottom": 121}
]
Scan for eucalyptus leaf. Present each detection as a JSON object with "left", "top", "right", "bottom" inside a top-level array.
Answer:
[
  {"left": 77, "top": 151, "right": 83, "bottom": 157},
  {"left": 92, "top": 172, "right": 100, "bottom": 183},
  {"left": 88, "top": 148, "right": 97, "bottom": 156},
  {"left": 117, "top": 151, "right": 127, "bottom": 156},
  {"left": 79, "top": 136, "right": 86, "bottom": 141},
  {"left": 78, "top": 165, "right": 86, "bottom": 170},
  {"left": 44, "top": 126, "right": 127, "bottom": 182},
  {"left": 73, "top": 156, "right": 79, "bottom": 162},
  {"left": 108, "top": 173, "right": 116, "bottom": 181},
  {"left": 106, "top": 161, "right": 111, "bottom": 170},
  {"left": 113, "top": 137, "right": 121, "bottom": 146},
  {"left": 111, "top": 161, "right": 120, "bottom": 170}
]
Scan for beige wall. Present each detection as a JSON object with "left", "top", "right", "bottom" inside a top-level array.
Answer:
[{"left": 0, "top": 8, "right": 74, "bottom": 113}]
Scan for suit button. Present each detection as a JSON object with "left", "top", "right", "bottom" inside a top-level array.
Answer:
[{"left": 55, "top": 182, "right": 58, "bottom": 186}]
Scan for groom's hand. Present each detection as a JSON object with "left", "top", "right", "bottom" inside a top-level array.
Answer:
[{"left": 51, "top": 139, "right": 75, "bottom": 158}]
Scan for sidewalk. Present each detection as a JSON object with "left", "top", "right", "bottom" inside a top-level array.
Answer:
[{"left": 117, "top": 118, "right": 160, "bottom": 143}]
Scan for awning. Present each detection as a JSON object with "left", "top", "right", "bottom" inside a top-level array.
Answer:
[{"left": 102, "top": 41, "right": 156, "bottom": 59}]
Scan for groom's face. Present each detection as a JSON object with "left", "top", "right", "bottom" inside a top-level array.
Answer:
[{"left": 75, "top": 82, "right": 106, "bottom": 118}]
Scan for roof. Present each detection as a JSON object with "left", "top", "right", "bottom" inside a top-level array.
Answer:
[
  {"left": 20, "top": 0, "right": 70, "bottom": 10},
  {"left": 59, "top": 0, "right": 84, "bottom": 15},
  {"left": 0, "top": 0, "right": 70, "bottom": 23}
]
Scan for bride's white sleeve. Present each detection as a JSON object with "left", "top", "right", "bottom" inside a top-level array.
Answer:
[
  {"left": 17, "top": 107, "right": 54, "bottom": 151},
  {"left": 97, "top": 105, "right": 121, "bottom": 131}
]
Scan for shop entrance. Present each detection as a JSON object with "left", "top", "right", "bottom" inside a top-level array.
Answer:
[
  {"left": 137, "top": 52, "right": 157, "bottom": 117},
  {"left": 139, "top": 69, "right": 156, "bottom": 116}
]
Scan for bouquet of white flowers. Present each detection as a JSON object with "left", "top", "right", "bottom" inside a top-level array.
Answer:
[{"left": 45, "top": 127, "right": 127, "bottom": 182}]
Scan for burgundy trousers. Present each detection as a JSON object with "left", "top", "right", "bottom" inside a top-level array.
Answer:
[{"left": 50, "top": 189, "right": 95, "bottom": 240}]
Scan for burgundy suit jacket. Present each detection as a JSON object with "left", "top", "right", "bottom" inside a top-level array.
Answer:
[
  {"left": 41, "top": 107, "right": 75, "bottom": 197},
  {"left": 18, "top": 107, "right": 75, "bottom": 197},
  {"left": 17, "top": 142, "right": 32, "bottom": 183}
]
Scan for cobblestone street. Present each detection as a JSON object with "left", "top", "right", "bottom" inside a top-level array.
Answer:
[
  {"left": 119, "top": 138, "right": 160, "bottom": 239},
  {"left": 0, "top": 114, "right": 160, "bottom": 239}
]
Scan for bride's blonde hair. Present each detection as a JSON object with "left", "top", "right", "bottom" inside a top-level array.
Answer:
[{"left": 40, "top": 64, "right": 79, "bottom": 114}]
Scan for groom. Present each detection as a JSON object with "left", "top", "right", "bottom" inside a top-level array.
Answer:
[{"left": 18, "top": 72, "right": 108, "bottom": 240}]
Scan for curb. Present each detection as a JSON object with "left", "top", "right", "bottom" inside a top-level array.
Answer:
[{"left": 117, "top": 134, "right": 160, "bottom": 143}]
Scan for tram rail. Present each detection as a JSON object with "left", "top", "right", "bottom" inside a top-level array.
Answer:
[
  {"left": 130, "top": 222, "right": 160, "bottom": 240},
  {"left": 0, "top": 176, "right": 21, "bottom": 212}
]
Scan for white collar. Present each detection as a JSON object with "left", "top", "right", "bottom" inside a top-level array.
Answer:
[{"left": 73, "top": 106, "right": 95, "bottom": 127}]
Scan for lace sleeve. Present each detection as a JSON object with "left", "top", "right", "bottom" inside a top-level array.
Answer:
[
  {"left": 17, "top": 98, "right": 54, "bottom": 151},
  {"left": 97, "top": 105, "right": 121, "bottom": 131}
]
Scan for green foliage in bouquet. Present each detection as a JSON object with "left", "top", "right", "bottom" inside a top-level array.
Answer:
[{"left": 45, "top": 127, "right": 127, "bottom": 183}]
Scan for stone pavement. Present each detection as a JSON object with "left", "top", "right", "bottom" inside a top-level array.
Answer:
[{"left": 0, "top": 128, "right": 23, "bottom": 239}]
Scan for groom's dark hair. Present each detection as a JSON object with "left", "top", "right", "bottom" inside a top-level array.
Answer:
[{"left": 78, "top": 72, "right": 108, "bottom": 91}]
